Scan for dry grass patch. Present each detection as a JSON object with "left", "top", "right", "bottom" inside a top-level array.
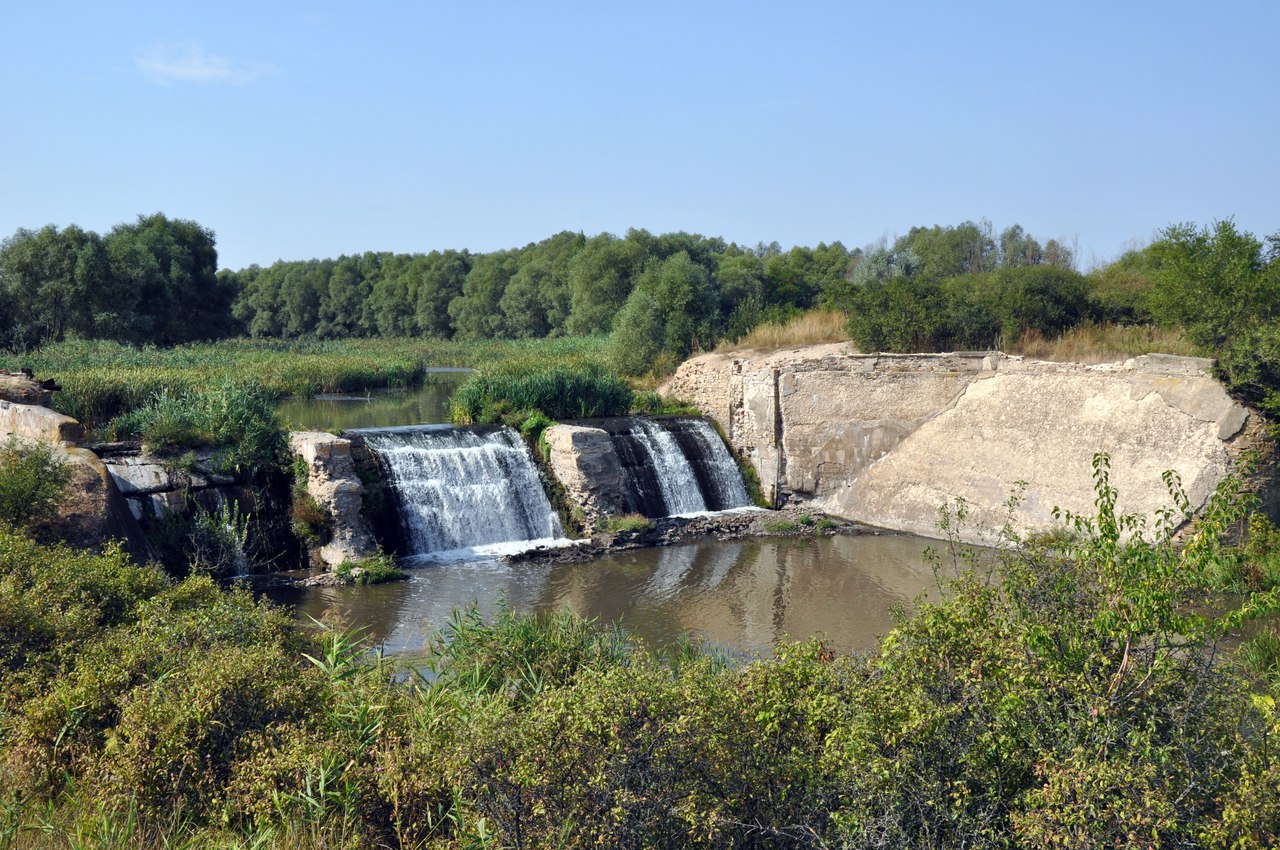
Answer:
[
  {"left": 1008, "top": 322, "right": 1197, "bottom": 364},
  {"left": 719, "top": 309, "right": 849, "bottom": 353}
]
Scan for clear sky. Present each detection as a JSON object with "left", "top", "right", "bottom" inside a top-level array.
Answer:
[{"left": 3, "top": 1, "right": 1276, "bottom": 271}]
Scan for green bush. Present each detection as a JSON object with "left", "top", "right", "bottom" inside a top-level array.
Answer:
[
  {"left": 451, "top": 363, "right": 634, "bottom": 424},
  {"left": 106, "top": 383, "right": 286, "bottom": 477},
  {"left": 0, "top": 437, "right": 69, "bottom": 531},
  {"left": 334, "top": 553, "right": 405, "bottom": 585},
  {"left": 844, "top": 266, "right": 1091, "bottom": 352},
  {"left": 600, "top": 513, "right": 654, "bottom": 534},
  {"left": 0, "top": 456, "right": 1278, "bottom": 846}
]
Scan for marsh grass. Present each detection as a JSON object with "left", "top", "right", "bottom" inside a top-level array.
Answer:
[
  {"left": 4, "top": 336, "right": 612, "bottom": 429},
  {"left": 450, "top": 364, "right": 633, "bottom": 424}
]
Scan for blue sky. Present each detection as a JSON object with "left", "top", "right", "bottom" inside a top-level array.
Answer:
[{"left": 3, "top": 1, "right": 1276, "bottom": 271}]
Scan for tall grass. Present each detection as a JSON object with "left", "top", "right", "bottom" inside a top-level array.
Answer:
[
  {"left": 1007, "top": 321, "right": 1196, "bottom": 363},
  {"left": 450, "top": 363, "right": 634, "bottom": 423},
  {"left": 716, "top": 308, "right": 850, "bottom": 353}
]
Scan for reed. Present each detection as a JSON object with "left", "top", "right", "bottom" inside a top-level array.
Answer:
[
  {"left": 1, "top": 336, "right": 612, "bottom": 428},
  {"left": 450, "top": 363, "right": 634, "bottom": 424}
]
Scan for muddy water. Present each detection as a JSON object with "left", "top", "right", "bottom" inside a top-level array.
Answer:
[{"left": 274, "top": 533, "right": 941, "bottom": 660}]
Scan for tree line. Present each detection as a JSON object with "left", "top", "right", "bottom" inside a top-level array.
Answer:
[{"left": 1, "top": 214, "right": 1084, "bottom": 362}]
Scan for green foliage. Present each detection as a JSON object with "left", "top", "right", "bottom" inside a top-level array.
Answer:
[
  {"left": 289, "top": 490, "right": 329, "bottom": 543},
  {"left": 429, "top": 605, "right": 631, "bottom": 704},
  {"left": 0, "top": 437, "right": 69, "bottom": 531},
  {"left": 599, "top": 513, "right": 654, "bottom": 534},
  {"left": 0, "top": 215, "right": 236, "bottom": 352},
  {"left": 629, "top": 390, "right": 700, "bottom": 416},
  {"left": 106, "top": 383, "right": 286, "bottom": 477},
  {"left": 1145, "top": 220, "right": 1280, "bottom": 426},
  {"left": 334, "top": 553, "right": 405, "bottom": 585},
  {"left": 450, "top": 363, "right": 633, "bottom": 423},
  {"left": 187, "top": 501, "right": 252, "bottom": 576},
  {"left": 1, "top": 459, "right": 1278, "bottom": 846},
  {"left": 844, "top": 265, "right": 1092, "bottom": 352},
  {"left": 763, "top": 519, "right": 801, "bottom": 533}
]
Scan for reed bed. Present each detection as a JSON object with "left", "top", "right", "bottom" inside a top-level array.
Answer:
[
  {"left": 2, "top": 337, "right": 612, "bottom": 428},
  {"left": 451, "top": 363, "right": 634, "bottom": 423}
]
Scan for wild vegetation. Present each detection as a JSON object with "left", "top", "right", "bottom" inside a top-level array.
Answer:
[{"left": 0, "top": 456, "right": 1277, "bottom": 847}]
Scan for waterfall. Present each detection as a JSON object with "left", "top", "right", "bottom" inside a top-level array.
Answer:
[
  {"left": 358, "top": 425, "right": 563, "bottom": 556},
  {"left": 661, "top": 417, "right": 752, "bottom": 511},
  {"left": 597, "top": 417, "right": 752, "bottom": 518}
]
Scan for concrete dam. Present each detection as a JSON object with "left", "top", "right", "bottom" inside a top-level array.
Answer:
[{"left": 664, "top": 344, "right": 1269, "bottom": 544}]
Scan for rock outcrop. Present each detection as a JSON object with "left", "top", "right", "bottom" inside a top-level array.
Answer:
[
  {"left": 0, "top": 397, "right": 152, "bottom": 559},
  {"left": 0, "top": 373, "right": 54, "bottom": 407},
  {"left": 103, "top": 451, "right": 241, "bottom": 523},
  {"left": 543, "top": 424, "right": 627, "bottom": 527},
  {"left": 665, "top": 345, "right": 1263, "bottom": 543},
  {"left": 289, "top": 431, "right": 379, "bottom": 568}
]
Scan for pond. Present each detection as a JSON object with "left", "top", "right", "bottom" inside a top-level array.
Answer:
[
  {"left": 276, "top": 369, "right": 472, "bottom": 432},
  {"left": 271, "top": 532, "right": 943, "bottom": 661}
]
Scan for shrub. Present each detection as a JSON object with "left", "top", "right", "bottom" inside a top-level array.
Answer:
[
  {"left": 600, "top": 513, "right": 654, "bottom": 534},
  {"left": 188, "top": 501, "right": 252, "bottom": 576},
  {"left": 334, "top": 552, "right": 405, "bottom": 585},
  {"left": 0, "top": 437, "right": 69, "bottom": 531},
  {"left": 106, "top": 383, "right": 286, "bottom": 477},
  {"left": 451, "top": 363, "right": 634, "bottom": 424},
  {"left": 289, "top": 491, "right": 330, "bottom": 542}
]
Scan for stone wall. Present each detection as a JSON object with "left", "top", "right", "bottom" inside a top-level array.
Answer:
[{"left": 665, "top": 345, "right": 1262, "bottom": 543}]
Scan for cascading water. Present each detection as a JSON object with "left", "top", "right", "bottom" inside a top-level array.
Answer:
[
  {"left": 358, "top": 425, "right": 563, "bottom": 556},
  {"left": 594, "top": 417, "right": 752, "bottom": 518},
  {"left": 661, "top": 417, "right": 752, "bottom": 510}
]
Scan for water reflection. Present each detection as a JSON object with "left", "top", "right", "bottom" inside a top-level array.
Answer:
[
  {"left": 276, "top": 371, "right": 471, "bottom": 432},
  {"left": 274, "top": 533, "right": 940, "bottom": 659}
]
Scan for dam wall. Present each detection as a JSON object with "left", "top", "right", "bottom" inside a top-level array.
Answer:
[{"left": 664, "top": 344, "right": 1265, "bottom": 543}]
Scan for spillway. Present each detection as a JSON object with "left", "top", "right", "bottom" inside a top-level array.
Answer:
[
  {"left": 592, "top": 417, "right": 751, "bottom": 517},
  {"left": 358, "top": 425, "right": 562, "bottom": 556}
]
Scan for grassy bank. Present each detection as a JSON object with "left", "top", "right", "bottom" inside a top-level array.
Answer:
[{"left": 0, "top": 458, "right": 1278, "bottom": 848}]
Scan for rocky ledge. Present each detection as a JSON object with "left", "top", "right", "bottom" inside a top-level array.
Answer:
[{"left": 503, "top": 506, "right": 870, "bottom": 566}]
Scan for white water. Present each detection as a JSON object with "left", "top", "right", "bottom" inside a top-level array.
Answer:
[
  {"left": 677, "top": 418, "right": 752, "bottom": 509},
  {"left": 360, "top": 426, "right": 563, "bottom": 555},
  {"left": 627, "top": 418, "right": 707, "bottom": 514}
]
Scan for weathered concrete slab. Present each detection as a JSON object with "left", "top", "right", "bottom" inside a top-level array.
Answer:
[
  {"left": 665, "top": 348, "right": 1259, "bottom": 543},
  {"left": 544, "top": 424, "right": 626, "bottom": 527}
]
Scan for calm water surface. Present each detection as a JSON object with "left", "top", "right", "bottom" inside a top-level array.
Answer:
[
  {"left": 277, "top": 370, "right": 472, "bottom": 432},
  {"left": 274, "top": 533, "right": 941, "bottom": 660}
]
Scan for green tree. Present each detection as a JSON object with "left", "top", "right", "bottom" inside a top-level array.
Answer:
[
  {"left": 449, "top": 251, "right": 519, "bottom": 340},
  {"left": 413, "top": 250, "right": 470, "bottom": 338},
  {"left": 609, "top": 251, "right": 719, "bottom": 373},
  {"left": 104, "top": 213, "right": 234, "bottom": 344},
  {"left": 565, "top": 234, "right": 646, "bottom": 336}
]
